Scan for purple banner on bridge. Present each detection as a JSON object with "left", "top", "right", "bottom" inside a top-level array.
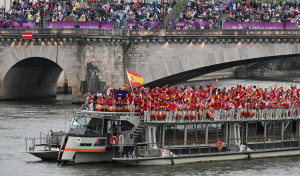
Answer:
[
  {"left": 46, "top": 21, "right": 99, "bottom": 28},
  {"left": 100, "top": 22, "right": 114, "bottom": 29},
  {"left": 1, "top": 20, "right": 34, "bottom": 28},
  {"left": 224, "top": 22, "right": 297, "bottom": 29},
  {"left": 176, "top": 21, "right": 212, "bottom": 29}
]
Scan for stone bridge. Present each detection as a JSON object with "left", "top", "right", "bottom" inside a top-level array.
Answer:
[{"left": 0, "top": 29, "right": 299, "bottom": 102}]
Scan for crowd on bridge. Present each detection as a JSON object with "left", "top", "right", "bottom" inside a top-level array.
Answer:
[
  {"left": 178, "top": 1, "right": 222, "bottom": 26},
  {"left": 2, "top": 0, "right": 300, "bottom": 29},
  {"left": 3, "top": 0, "right": 177, "bottom": 28},
  {"left": 225, "top": 0, "right": 300, "bottom": 24},
  {"left": 85, "top": 83, "right": 300, "bottom": 119}
]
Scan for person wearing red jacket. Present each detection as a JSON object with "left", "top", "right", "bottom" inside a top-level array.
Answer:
[{"left": 86, "top": 92, "right": 94, "bottom": 111}]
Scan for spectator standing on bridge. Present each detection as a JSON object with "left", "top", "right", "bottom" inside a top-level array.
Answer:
[{"left": 34, "top": 14, "right": 40, "bottom": 28}]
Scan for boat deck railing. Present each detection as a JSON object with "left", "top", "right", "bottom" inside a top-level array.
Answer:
[
  {"left": 76, "top": 103, "right": 300, "bottom": 122},
  {"left": 142, "top": 107, "right": 300, "bottom": 123},
  {"left": 74, "top": 104, "right": 141, "bottom": 117},
  {"left": 25, "top": 131, "right": 64, "bottom": 152}
]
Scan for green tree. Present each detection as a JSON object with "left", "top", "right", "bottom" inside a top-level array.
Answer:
[{"left": 175, "top": 0, "right": 190, "bottom": 19}]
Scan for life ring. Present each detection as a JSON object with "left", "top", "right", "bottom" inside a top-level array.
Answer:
[
  {"left": 109, "top": 136, "right": 118, "bottom": 146},
  {"left": 217, "top": 141, "right": 223, "bottom": 151},
  {"left": 207, "top": 110, "right": 214, "bottom": 119}
]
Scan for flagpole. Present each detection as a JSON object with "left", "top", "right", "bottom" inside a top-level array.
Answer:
[
  {"left": 125, "top": 68, "right": 134, "bottom": 110},
  {"left": 125, "top": 68, "right": 133, "bottom": 92}
]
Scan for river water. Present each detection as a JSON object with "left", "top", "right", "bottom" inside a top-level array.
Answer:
[{"left": 1, "top": 78, "right": 300, "bottom": 176}]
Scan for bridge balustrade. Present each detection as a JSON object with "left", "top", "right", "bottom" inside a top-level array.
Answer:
[{"left": 1, "top": 29, "right": 300, "bottom": 37}]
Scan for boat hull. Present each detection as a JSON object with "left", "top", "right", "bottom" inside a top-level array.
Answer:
[
  {"left": 113, "top": 148, "right": 300, "bottom": 166},
  {"left": 71, "top": 151, "right": 113, "bottom": 163},
  {"left": 28, "top": 150, "right": 59, "bottom": 160}
]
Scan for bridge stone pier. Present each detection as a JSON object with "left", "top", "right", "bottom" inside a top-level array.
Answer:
[{"left": 0, "top": 29, "right": 299, "bottom": 102}]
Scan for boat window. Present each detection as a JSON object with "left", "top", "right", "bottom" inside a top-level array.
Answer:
[
  {"left": 197, "top": 124, "right": 206, "bottom": 144},
  {"left": 108, "top": 121, "right": 119, "bottom": 135},
  {"left": 94, "top": 138, "right": 106, "bottom": 146},
  {"left": 103, "top": 120, "right": 108, "bottom": 135},
  {"left": 69, "top": 117, "right": 92, "bottom": 135},
  {"left": 273, "top": 122, "right": 282, "bottom": 142},
  {"left": 217, "top": 124, "right": 225, "bottom": 143},
  {"left": 156, "top": 126, "right": 162, "bottom": 145},
  {"left": 79, "top": 143, "right": 92, "bottom": 146},
  {"left": 187, "top": 125, "right": 197, "bottom": 145},
  {"left": 85, "top": 118, "right": 103, "bottom": 136},
  {"left": 174, "top": 125, "right": 185, "bottom": 145},
  {"left": 70, "top": 117, "right": 92, "bottom": 126},
  {"left": 102, "top": 120, "right": 134, "bottom": 136},
  {"left": 247, "top": 123, "right": 257, "bottom": 142},
  {"left": 283, "top": 121, "right": 292, "bottom": 141},
  {"left": 165, "top": 125, "right": 175, "bottom": 146},
  {"left": 291, "top": 120, "right": 297, "bottom": 141},
  {"left": 120, "top": 121, "right": 134, "bottom": 131},
  {"left": 256, "top": 122, "right": 264, "bottom": 142},
  {"left": 103, "top": 120, "right": 114, "bottom": 135},
  {"left": 207, "top": 124, "right": 218, "bottom": 144},
  {"left": 266, "top": 122, "right": 275, "bottom": 142}
]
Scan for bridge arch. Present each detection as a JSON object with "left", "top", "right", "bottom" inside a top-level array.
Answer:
[
  {"left": 126, "top": 41, "right": 300, "bottom": 87},
  {"left": 0, "top": 57, "right": 73, "bottom": 100},
  {"left": 144, "top": 54, "right": 300, "bottom": 87},
  {"left": 0, "top": 42, "right": 88, "bottom": 101}
]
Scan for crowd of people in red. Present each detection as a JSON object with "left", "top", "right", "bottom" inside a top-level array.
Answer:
[{"left": 86, "top": 83, "right": 300, "bottom": 118}]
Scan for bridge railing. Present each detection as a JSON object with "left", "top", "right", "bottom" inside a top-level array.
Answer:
[
  {"left": 129, "top": 29, "right": 300, "bottom": 36},
  {"left": 0, "top": 29, "right": 300, "bottom": 37},
  {"left": 0, "top": 29, "right": 129, "bottom": 36},
  {"left": 143, "top": 107, "right": 300, "bottom": 123}
]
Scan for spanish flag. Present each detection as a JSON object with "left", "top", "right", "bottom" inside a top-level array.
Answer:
[{"left": 127, "top": 70, "right": 143, "bottom": 87}]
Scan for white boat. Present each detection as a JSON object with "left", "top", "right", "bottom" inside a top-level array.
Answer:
[{"left": 27, "top": 106, "right": 300, "bottom": 165}]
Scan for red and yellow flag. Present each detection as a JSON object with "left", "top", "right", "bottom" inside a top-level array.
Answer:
[{"left": 127, "top": 70, "right": 143, "bottom": 87}]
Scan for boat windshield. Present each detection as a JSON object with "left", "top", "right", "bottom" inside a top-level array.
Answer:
[
  {"left": 69, "top": 116, "right": 105, "bottom": 136},
  {"left": 69, "top": 116, "right": 92, "bottom": 135}
]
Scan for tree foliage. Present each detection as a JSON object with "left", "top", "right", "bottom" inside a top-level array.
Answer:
[{"left": 175, "top": 0, "right": 190, "bottom": 19}]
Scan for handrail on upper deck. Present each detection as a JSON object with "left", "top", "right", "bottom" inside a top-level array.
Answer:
[
  {"left": 74, "top": 103, "right": 300, "bottom": 123},
  {"left": 142, "top": 107, "right": 300, "bottom": 123}
]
